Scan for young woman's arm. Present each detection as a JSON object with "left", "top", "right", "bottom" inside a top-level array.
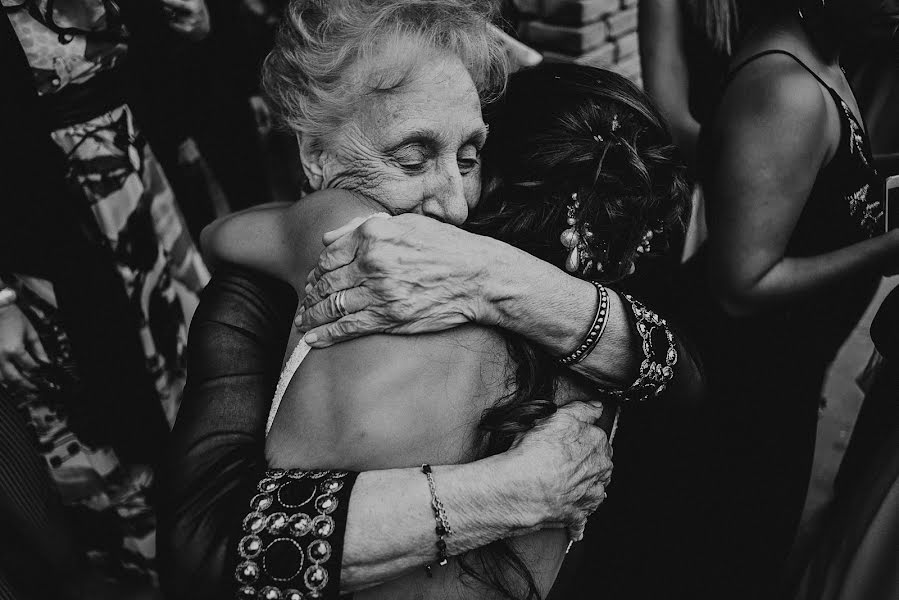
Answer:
[
  {"left": 200, "top": 190, "right": 382, "bottom": 291},
  {"left": 704, "top": 58, "right": 899, "bottom": 316},
  {"left": 639, "top": 0, "right": 701, "bottom": 166}
]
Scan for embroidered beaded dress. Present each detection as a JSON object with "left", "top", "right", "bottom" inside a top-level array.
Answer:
[{"left": 678, "top": 50, "right": 885, "bottom": 596}]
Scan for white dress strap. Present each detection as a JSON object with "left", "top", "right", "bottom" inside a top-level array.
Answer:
[
  {"left": 266, "top": 339, "right": 312, "bottom": 436},
  {"left": 265, "top": 211, "right": 390, "bottom": 437}
]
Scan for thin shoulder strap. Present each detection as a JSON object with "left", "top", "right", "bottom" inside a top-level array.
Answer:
[{"left": 723, "top": 49, "right": 835, "bottom": 95}]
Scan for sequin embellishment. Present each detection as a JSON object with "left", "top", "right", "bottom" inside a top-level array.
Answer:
[{"left": 235, "top": 471, "right": 351, "bottom": 598}]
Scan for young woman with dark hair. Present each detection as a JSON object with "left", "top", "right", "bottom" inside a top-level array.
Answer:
[{"left": 201, "top": 60, "right": 692, "bottom": 599}]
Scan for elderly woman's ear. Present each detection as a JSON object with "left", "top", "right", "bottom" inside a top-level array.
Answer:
[{"left": 297, "top": 133, "right": 327, "bottom": 191}]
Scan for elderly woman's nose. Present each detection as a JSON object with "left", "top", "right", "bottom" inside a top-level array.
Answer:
[{"left": 422, "top": 163, "right": 469, "bottom": 225}]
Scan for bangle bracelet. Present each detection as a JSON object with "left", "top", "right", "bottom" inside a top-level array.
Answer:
[
  {"left": 421, "top": 464, "right": 452, "bottom": 577},
  {"left": 558, "top": 281, "right": 609, "bottom": 366},
  {"left": 0, "top": 287, "right": 17, "bottom": 309}
]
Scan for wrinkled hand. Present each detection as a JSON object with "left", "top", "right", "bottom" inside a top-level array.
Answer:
[
  {"left": 298, "top": 214, "right": 499, "bottom": 347},
  {"left": 504, "top": 401, "right": 613, "bottom": 543},
  {"left": 161, "top": 0, "right": 210, "bottom": 41},
  {"left": 0, "top": 305, "right": 49, "bottom": 392}
]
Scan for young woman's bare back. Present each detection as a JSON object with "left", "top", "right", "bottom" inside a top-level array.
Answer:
[{"left": 204, "top": 189, "right": 592, "bottom": 598}]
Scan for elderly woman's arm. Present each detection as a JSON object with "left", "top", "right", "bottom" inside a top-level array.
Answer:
[
  {"left": 299, "top": 214, "right": 704, "bottom": 400},
  {"left": 159, "top": 267, "right": 612, "bottom": 598}
]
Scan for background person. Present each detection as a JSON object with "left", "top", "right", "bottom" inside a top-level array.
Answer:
[
  {"left": 0, "top": 1, "right": 213, "bottom": 595},
  {"left": 678, "top": 0, "right": 899, "bottom": 595}
]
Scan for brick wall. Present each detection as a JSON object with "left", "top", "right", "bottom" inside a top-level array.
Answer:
[{"left": 514, "top": 0, "right": 642, "bottom": 87}]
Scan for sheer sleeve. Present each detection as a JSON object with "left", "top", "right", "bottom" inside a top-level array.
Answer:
[{"left": 158, "top": 267, "right": 357, "bottom": 600}]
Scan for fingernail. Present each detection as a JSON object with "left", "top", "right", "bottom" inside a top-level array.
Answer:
[
  {"left": 304, "top": 283, "right": 313, "bottom": 296},
  {"left": 304, "top": 332, "right": 318, "bottom": 344}
]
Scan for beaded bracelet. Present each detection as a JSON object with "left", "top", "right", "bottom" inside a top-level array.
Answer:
[
  {"left": 421, "top": 464, "right": 453, "bottom": 576},
  {"left": 606, "top": 294, "right": 678, "bottom": 402},
  {"left": 558, "top": 281, "right": 610, "bottom": 366}
]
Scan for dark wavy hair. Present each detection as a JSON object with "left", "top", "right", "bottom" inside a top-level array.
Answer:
[
  {"left": 463, "top": 63, "right": 691, "bottom": 599},
  {"left": 473, "top": 64, "right": 690, "bottom": 284}
]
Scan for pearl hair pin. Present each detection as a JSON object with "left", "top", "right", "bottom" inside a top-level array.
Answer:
[
  {"left": 560, "top": 191, "right": 659, "bottom": 276},
  {"left": 560, "top": 193, "right": 598, "bottom": 274}
]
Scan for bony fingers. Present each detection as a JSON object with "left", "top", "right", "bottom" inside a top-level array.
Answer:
[
  {"left": 567, "top": 523, "right": 586, "bottom": 543},
  {"left": 306, "top": 266, "right": 321, "bottom": 289},
  {"left": 12, "top": 349, "right": 38, "bottom": 372},
  {"left": 298, "top": 298, "right": 337, "bottom": 332},
  {"left": 304, "top": 313, "right": 372, "bottom": 347},
  {"left": 589, "top": 484, "right": 607, "bottom": 511},
  {"left": 0, "top": 363, "right": 34, "bottom": 391},
  {"left": 303, "top": 322, "right": 346, "bottom": 348},
  {"left": 26, "top": 335, "right": 49, "bottom": 364},
  {"left": 304, "top": 275, "right": 337, "bottom": 310}
]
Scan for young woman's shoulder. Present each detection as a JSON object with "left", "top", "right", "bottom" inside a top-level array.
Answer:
[
  {"left": 293, "top": 188, "right": 386, "bottom": 234},
  {"left": 717, "top": 53, "right": 833, "bottom": 137},
  {"left": 201, "top": 189, "right": 382, "bottom": 290},
  {"left": 710, "top": 53, "right": 836, "bottom": 168}
]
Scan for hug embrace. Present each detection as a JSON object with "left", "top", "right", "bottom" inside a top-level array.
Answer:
[{"left": 159, "top": 1, "right": 704, "bottom": 599}]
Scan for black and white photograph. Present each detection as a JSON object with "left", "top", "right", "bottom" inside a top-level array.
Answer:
[{"left": 0, "top": 1, "right": 897, "bottom": 599}]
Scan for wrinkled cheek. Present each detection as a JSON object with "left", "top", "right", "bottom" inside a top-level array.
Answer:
[
  {"left": 356, "top": 177, "right": 426, "bottom": 215},
  {"left": 464, "top": 170, "right": 482, "bottom": 212}
]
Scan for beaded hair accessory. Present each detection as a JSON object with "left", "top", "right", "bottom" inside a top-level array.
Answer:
[
  {"left": 562, "top": 113, "right": 661, "bottom": 276},
  {"left": 560, "top": 192, "right": 601, "bottom": 275},
  {"left": 560, "top": 193, "right": 658, "bottom": 276}
]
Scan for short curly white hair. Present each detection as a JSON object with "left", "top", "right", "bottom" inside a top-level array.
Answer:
[{"left": 262, "top": 0, "right": 509, "bottom": 145}]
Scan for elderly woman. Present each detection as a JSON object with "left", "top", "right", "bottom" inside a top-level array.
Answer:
[{"left": 160, "top": 2, "right": 702, "bottom": 599}]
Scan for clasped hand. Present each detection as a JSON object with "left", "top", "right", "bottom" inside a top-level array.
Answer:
[
  {"left": 506, "top": 401, "right": 613, "bottom": 542},
  {"left": 297, "top": 214, "right": 500, "bottom": 347}
]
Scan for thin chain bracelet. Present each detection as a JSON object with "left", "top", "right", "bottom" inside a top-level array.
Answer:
[
  {"left": 558, "top": 281, "right": 609, "bottom": 366},
  {"left": 421, "top": 464, "right": 453, "bottom": 577}
]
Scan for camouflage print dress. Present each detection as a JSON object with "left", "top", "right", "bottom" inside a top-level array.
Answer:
[{"left": 2, "top": 0, "right": 210, "bottom": 586}]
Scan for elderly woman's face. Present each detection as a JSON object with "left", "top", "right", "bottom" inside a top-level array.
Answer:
[{"left": 308, "top": 51, "right": 487, "bottom": 226}]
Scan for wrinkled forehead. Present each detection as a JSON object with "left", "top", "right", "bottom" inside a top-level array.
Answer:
[{"left": 344, "top": 40, "right": 486, "bottom": 145}]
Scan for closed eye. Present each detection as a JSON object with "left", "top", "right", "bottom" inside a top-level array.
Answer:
[
  {"left": 392, "top": 143, "right": 433, "bottom": 172},
  {"left": 457, "top": 143, "right": 480, "bottom": 175}
]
